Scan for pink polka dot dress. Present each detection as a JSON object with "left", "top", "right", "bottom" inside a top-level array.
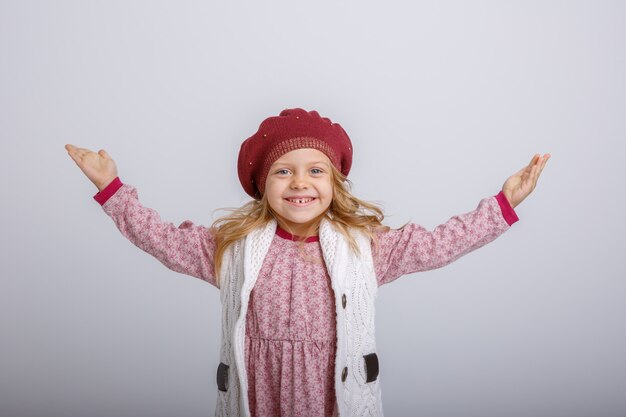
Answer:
[{"left": 94, "top": 177, "right": 518, "bottom": 416}]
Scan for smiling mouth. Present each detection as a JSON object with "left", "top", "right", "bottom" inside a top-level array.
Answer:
[{"left": 284, "top": 197, "right": 317, "bottom": 206}]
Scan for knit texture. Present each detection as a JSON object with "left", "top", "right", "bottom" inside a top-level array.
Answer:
[
  {"left": 216, "top": 218, "right": 383, "bottom": 416},
  {"left": 237, "top": 108, "right": 353, "bottom": 198},
  {"left": 317, "top": 219, "right": 383, "bottom": 417}
]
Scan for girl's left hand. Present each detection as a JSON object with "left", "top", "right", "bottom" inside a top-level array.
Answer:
[{"left": 502, "top": 154, "right": 551, "bottom": 209}]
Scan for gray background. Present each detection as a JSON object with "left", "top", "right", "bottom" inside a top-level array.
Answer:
[{"left": 1, "top": 0, "right": 624, "bottom": 416}]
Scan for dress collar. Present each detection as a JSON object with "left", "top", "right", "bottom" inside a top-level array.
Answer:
[{"left": 275, "top": 224, "right": 319, "bottom": 243}]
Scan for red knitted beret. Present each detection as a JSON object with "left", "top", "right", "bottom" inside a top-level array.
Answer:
[{"left": 237, "top": 108, "right": 353, "bottom": 199}]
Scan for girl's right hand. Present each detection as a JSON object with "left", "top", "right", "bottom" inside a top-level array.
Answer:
[{"left": 65, "top": 144, "right": 119, "bottom": 192}]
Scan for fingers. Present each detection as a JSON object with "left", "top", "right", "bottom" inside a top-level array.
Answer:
[
  {"left": 537, "top": 153, "right": 550, "bottom": 178},
  {"left": 530, "top": 154, "right": 550, "bottom": 187},
  {"left": 65, "top": 144, "right": 94, "bottom": 158},
  {"left": 516, "top": 154, "right": 548, "bottom": 188},
  {"left": 534, "top": 153, "right": 550, "bottom": 171},
  {"left": 65, "top": 144, "right": 82, "bottom": 163},
  {"left": 527, "top": 153, "right": 550, "bottom": 170},
  {"left": 528, "top": 154, "right": 539, "bottom": 166},
  {"left": 65, "top": 144, "right": 95, "bottom": 167}
]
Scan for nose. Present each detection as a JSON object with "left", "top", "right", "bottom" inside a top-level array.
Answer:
[{"left": 290, "top": 173, "right": 309, "bottom": 189}]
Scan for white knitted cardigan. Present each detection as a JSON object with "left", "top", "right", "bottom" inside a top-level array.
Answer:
[{"left": 215, "top": 217, "right": 384, "bottom": 417}]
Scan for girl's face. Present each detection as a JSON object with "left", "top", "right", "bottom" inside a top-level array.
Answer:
[{"left": 265, "top": 148, "right": 333, "bottom": 237}]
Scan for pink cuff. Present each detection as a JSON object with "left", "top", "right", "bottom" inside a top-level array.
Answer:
[
  {"left": 93, "top": 177, "right": 123, "bottom": 206},
  {"left": 495, "top": 191, "right": 519, "bottom": 226}
]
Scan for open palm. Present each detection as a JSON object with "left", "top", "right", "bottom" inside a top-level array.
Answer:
[
  {"left": 65, "top": 144, "right": 118, "bottom": 191},
  {"left": 502, "top": 154, "right": 550, "bottom": 209}
]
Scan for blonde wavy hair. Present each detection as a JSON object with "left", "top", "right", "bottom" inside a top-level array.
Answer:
[{"left": 208, "top": 162, "right": 397, "bottom": 287}]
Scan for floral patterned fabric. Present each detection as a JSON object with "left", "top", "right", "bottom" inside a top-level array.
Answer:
[{"left": 95, "top": 177, "right": 518, "bottom": 416}]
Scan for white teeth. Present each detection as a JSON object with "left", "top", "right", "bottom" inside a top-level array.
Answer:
[{"left": 288, "top": 198, "right": 314, "bottom": 204}]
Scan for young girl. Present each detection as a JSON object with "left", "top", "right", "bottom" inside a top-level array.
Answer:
[{"left": 65, "top": 108, "right": 550, "bottom": 417}]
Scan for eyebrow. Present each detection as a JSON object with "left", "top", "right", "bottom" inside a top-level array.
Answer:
[{"left": 271, "top": 160, "right": 330, "bottom": 168}]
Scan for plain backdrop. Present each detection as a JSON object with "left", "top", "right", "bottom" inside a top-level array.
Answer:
[{"left": 1, "top": 1, "right": 625, "bottom": 416}]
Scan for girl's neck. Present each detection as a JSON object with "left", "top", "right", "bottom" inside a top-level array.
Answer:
[{"left": 276, "top": 224, "right": 319, "bottom": 243}]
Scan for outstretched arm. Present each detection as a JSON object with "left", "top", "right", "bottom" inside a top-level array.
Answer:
[
  {"left": 373, "top": 153, "right": 551, "bottom": 286},
  {"left": 65, "top": 145, "right": 218, "bottom": 287},
  {"left": 373, "top": 193, "right": 516, "bottom": 285}
]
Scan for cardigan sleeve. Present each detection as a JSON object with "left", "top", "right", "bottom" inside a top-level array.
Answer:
[
  {"left": 93, "top": 177, "right": 219, "bottom": 288},
  {"left": 372, "top": 191, "right": 519, "bottom": 286}
]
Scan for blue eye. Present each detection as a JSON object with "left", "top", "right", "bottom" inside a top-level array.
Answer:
[{"left": 275, "top": 168, "right": 324, "bottom": 175}]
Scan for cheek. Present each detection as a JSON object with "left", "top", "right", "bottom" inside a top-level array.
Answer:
[
  {"left": 321, "top": 191, "right": 333, "bottom": 207},
  {"left": 322, "top": 184, "right": 333, "bottom": 199},
  {"left": 265, "top": 182, "right": 281, "bottom": 198},
  {"left": 268, "top": 192, "right": 282, "bottom": 206}
]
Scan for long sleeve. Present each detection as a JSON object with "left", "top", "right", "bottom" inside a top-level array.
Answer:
[
  {"left": 93, "top": 177, "right": 218, "bottom": 288},
  {"left": 373, "top": 191, "right": 519, "bottom": 286}
]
